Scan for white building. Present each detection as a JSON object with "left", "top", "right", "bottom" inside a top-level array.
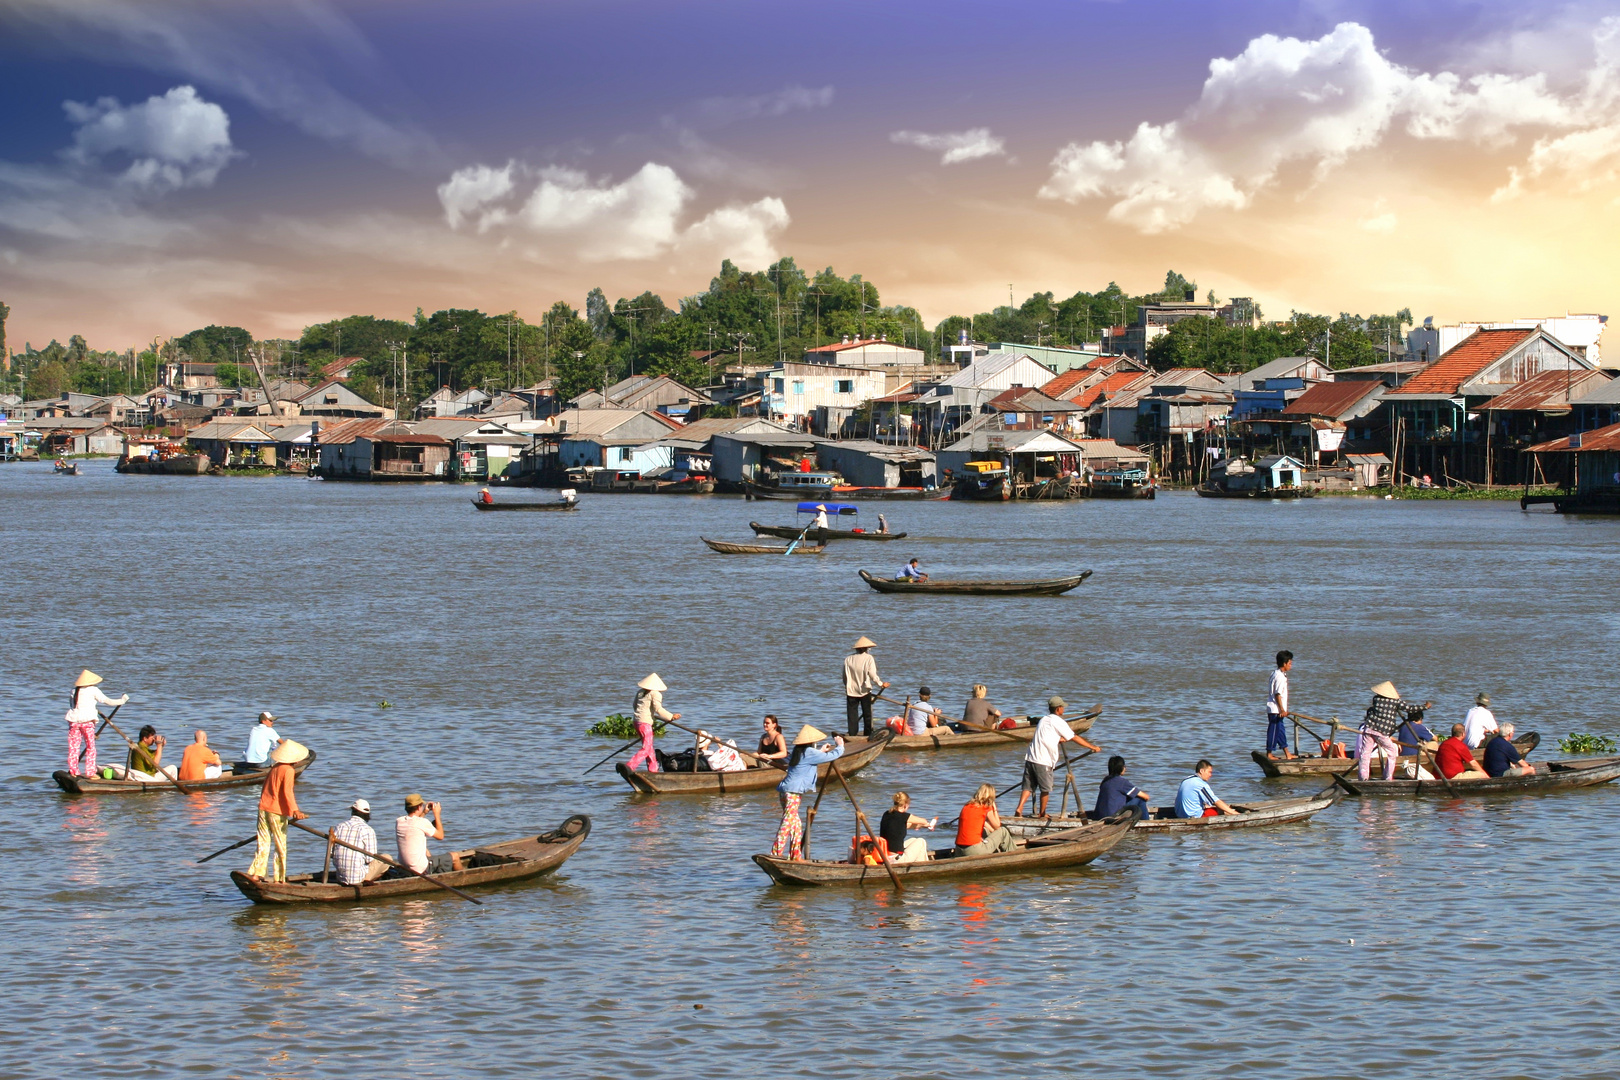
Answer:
[
  {"left": 765, "top": 362, "right": 887, "bottom": 427},
  {"left": 802, "top": 337, "right": 926, "bottom": 367},
  {"left": 1407, "top": 314, "right": 1608, "bottom": 367}
]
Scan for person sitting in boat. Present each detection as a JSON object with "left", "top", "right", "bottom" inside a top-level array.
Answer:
[
  {"left": 1435, "top": 724, "right": 1488, "bottom": 780},
  {"left": 242, "top": 712, "right": 281, "bottom": 772},
  {"left": 1463, "top": 692, "right": 1498, "bottom": 748},
  {"left": 698, "top": 731, "right": 748, "bottom": 772},
  {"left": 879, "top": 792, "right": 936, "bottom": 864},
  {"left": 877, "top": 513, "right": 890, "bottom": 534},
  {"left": 478, "top": 487, "right": 493, "bottom": 505},
  {"left": 1174, "top": 760, "right": 1239, "bottom": 818},
  {"left": 126, "top": 725, "right": 169, "bottom": 780},
  {"left": 177, "top": 729, "right": 223, "bottom": 782},
  {"left": 896, "top": 558, "right": 927, "bottom": 582},
  {"left": 332, "top": 798, "right": 387, "bottom": 885},
  {"left": 395, "top": 793, "right": 462, "bottom": 876},
  {"left": 1357, "top": 682, "right": 1432, "bottom": 782},
  {"left": 756, "top": 715, "right": 788, "bottom": 766},
  {"left": 961, "top": 684, "right": 1003, "bottom": 730},
  {"left": 1483, "top": 723, "right": 1534, "bottom": 778},
  {"left": 903, "top": 687, "right": 945, "bottom": 735},
  {"left": 1094, "top": 756, "right": 1149, "bottom": 820},
  {"left": 772, "top": 726, "right": 845, "bottom": 860},
  {"left": 812, "top": 504, "right": 830, "bottom": 529},
  {"left": 65, "top": 669, "right": 127, "bottom": 779},
  {"left": 626, "top": 674, "right": 678, "bottom": 774},
  {"left": 1397, "top": 711, "right": 1437, "bottom": 760},
  {"left": 956, "top": 783, "right": 1016, "bottom": 855}
]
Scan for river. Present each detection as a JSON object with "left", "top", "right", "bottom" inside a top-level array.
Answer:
[{"left": 6, "top": 461, "right": 1619, "bottom": 1079}]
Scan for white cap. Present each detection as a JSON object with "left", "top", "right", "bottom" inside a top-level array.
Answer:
[{"left": 352, "top": 798, "right": 371, "bottom": 813}]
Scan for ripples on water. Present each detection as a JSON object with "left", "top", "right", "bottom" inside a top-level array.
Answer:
[{"left": 5, "top": 461, "right": 1620, "bottom": 1079}]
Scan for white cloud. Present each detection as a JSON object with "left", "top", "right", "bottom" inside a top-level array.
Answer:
[
  {"left": 439, "top": 160, "right": 789, "bottom": 266},
  {"left": 687, "top": 85, "right": 835, "bottom": 128},
  {"left": 1359, "top": 202, "right": 1398, "bottom": 233},
  {"left": 64, "top": 85, "right": 235, "bottom": 191},
  {"left": 890, "top": 128, "right": 1007, "bottom": 165},
  {"left": 1040, "top": 20, "right": 1612, "bottom": 232}
]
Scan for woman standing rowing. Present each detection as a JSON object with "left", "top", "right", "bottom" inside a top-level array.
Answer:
[{"left": 65, "top": 669, "right": 128, "bottom": 778}]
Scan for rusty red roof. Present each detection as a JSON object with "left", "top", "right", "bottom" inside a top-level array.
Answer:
[
  {"left": 1390, "top": 327, "right": 1535, "bottom": 395},
  {"left": 987, "top": 387, "right": 1081, "bottom": 412},
  {"left": 804, "top": 338, "right": 891, "bottom": 353},
  {"left": 1281, "top": 380, "right": 1382, "bottom": 419},
  {"left": 1040, "top": 369, "right": 1092, "bottom": 399},
  {"left": 1069, "top": 370, "right": 1152, "bottom": 409},
  {"left": 1526, "top": 420, "right": 1620, "bottom": 454},
  {"left": 1477, "top": 368, "right": 1614, "bottom": 412}
]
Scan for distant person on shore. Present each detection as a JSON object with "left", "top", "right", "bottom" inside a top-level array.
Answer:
[
  {"left": 65, "top": 669, "right": 127, "bottom": 778},
  {"left": 1013, "top": 697, "right": 1101, "bottom": 818},
  {"left": 1094, "top": 756, "right": 1149, "bottom": 820},
  {"left": 1463, "top": 693, "right": 1498, "bottom": 748},
  {"left": 1175, "top": 760, "right": 1239, "bottom": 818},
  {"left": 1435, "top": 724, "right": 1488, "bottom": 780},
  {"left": 756, "top": 714, "right": 788, "bottom": 765},
  {"left": 1357, "top": 682, "right": 1432, "bottom": 781},
  {"left": 772, "top": 726, "right": 845, "bottom": 860},
  {"left": 1483, "top": 723, "right": 1534, "bottom": 778},
  {"left": 843, "top": 636, "right": 888, "bottom": 737},
  {"left": 177, "top": 730, "right": 222, "bottom": 782},
  {"left": 242, "top": 712, "right": 281, "bottom": 772},
  {"left": 956, "top": 783, "right": 1016, "bottom": 855},
  {"left": 1266, "top": 651, "right": 1294, "bottom": 761},
  {"left": 626, "top": 674, "right": 677, "bottom": 773},
  {"left": 246, "top": 740, "right": 310, "bottom": 883},
  {"left": 897, "top": 558, "right": 927, "bottom": 582},
  {"left": 961, "top": 684, "right": 1003, "bottom": 730}
]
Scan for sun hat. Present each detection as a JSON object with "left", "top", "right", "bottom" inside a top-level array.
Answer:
[
  {"left": 404, "top": 792, "right": 425, "bottom": 811},
  {"left": 1475, "top": 692, "right": 1491, "bottom": 706},
  {"left": 1048, "top": 695, "right": 1066, "bottom": 712},
  {"left": 269, "top": 739, "right": 307, "bottom": 764},
  {"left": 1371, "top": 681, "right": 1399, "bottom": 699},
  {"left": 75, "top": 669, "right": 102, "bottom": 688},
  {"left": 696, "top": 730, "right": 712, "bottom": 749},
  {"left": 258, "top": 711, "right": 277, "bottom": 724},
  {"left": 793, "top": 724, "right": 829, "bottom": 746},
  {"left": 352, "top": 798, "right": 371, "bottom": 814},
  {"left": 853, "top": 636, "right": 876, "bottom": 649},
  {"left": 815, "top": 503, "right": 826, "bottom": 510},
  {"left": 637, "top": 673, "right": 667, "bottom": 692}
]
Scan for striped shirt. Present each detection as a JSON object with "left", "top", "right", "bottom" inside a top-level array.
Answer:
[{"left": 331, "top": 815, "right": 377, "bottom": 885}]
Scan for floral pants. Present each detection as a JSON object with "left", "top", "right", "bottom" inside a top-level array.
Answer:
[
  {"left": 771, "top": 791, "right": 804, "bottom": 859},
  {"left": 67, "top": 722, "right": 97, "bottom": 776}
]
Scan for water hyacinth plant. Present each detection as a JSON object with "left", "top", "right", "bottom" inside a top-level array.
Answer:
[
  {"left": 1557, "top": 733, "right": 1617, "bottom": 754},
  {"left": 588, "top": 713, "right": 664, "bottom": 739}
]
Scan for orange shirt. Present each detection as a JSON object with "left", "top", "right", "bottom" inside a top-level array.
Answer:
[
  {"left": 956, "top": 803, "right": 990, "bottom": 847},
  {"left": 178, "top": 743, "right": 221, "bottom": 782},
  {"left": 258, "top": 762, "right": 299, "bottom": 817}
]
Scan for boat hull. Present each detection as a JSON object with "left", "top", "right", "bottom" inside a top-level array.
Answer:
[
  {"left": 750, "top": 523, "right": 905, "bottom": 542},
  {"left": 1002, "top": 794, "right": 1338, "bottom": 837},
  {"left": 1250, "top": 733, "right": 1539, "bottom": 777},
  {"left": 54, "top": 751, "right": 316, "bottom": 794},
  {"left": 615, "top": 731, "right": 891, "bottom": 794},
  {"left": 1333, "top": 756, "right": 1620, "bottom": 796},
  {"left": 472, "top": 499, "right": 579, "bottom": 511},
  {"left": 229, "top": 815, "right": 590, "bottom": 904},
  {"left": 857, "top": 568, "right": 1092, "bottom": 596},
  {"left": 843, "top": 707, "right": 1097, "bottom": 752},
  {"left": 701, "top": 537, "right": 825, "bottom": 554},
  {"left": 1195, "top": 484, "right": 1315, "bottom": 499}
]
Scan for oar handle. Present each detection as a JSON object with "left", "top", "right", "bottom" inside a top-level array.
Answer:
[{"left": 288, "top": 819, "right": 483, "bottom": 904}]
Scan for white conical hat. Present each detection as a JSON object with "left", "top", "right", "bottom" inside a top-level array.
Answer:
[
  {"left": 638, "top": 673, "right": 667, "bottom": 692},
  {"left": 75, "top": 669, "right": 103, "bottom": 688},
  {"left": 852, "top": 636, "right": 876, "bottom": 649},
  {"left": 793, "top": 724, "right": 828, "bottom": 746},
  {"left": 270, "top": 739, "right": 308, "bottom": 764},
  {"left": 1370, "top": 681, "right": 1399, "bottom": 699}
]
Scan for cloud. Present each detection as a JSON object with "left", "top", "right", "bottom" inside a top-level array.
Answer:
[
  {"left": 1040, "top": 20, "right": 1610, "bottom": 232},
  {"left": 64, "top": 85, "right": 235, "bottom": 191},
  {"left": 1358, "top": 201, "right": 1398, "bottom": 233},
  {"left": 890, "top": 128, "right": 1007, "bottom": 165},
  {"left": 438, "top": 161, "right": 790, "bottom": 266},
  {"left": 683, "top": 85, "right": 835, "bottom": 129}
]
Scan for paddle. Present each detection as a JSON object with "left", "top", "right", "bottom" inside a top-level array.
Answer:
[
  {"left": 1299, "top": 713, "right": 1459, "bottom": 796},
  {"left": 288, "top": 819, "right": 483, "bottom": 904},
  {"left": 92, "top": 702, "right": 124, "bottom": 741},
  {"left": 800, "top": 770, "right": 832, "bottom": 860},
  {"left": 583, "top": 737, "right": 644, "bottom": 776},
  {"left": 826, "top": 760, "right": 903, "bottom": 892},
  {"left": 100, "top": 714, "right": 194, "bottom": 795},
  {"left": 198, "top": 835, "right": 257, "bottom": 864},
  {"left": 783, "top": 520, "right": 816, "bottom": 556}
]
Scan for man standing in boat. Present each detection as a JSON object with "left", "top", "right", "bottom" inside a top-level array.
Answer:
[
  {"left": 1266, "top": 651, "right": 1294, "bottom": 761},
  {"left": 1014, "top": 697, "right": 1102, "bottom": 818},
  {"left": 245, "top": 739, "right": 309, "bottom": 884},
  {"left": 812, "top": 503, "right": 830, "bottom": 530},
  {"left": 843, "top": 636, "right": 889, "bottom": 737}
]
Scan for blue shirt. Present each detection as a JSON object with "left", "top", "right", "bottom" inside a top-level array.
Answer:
[
  {"left": 245, "top": 725, "right": 280, "bottom": 764},
  {"left": 1175, "top": 775, "right": 1217, "bottom": 818},
  {"left": 778, "top": 743, "right": 844, "bottom": 794},
  {"left": 1483, "top": 735, "right": 1523, "bottom": 778},
  {"left": 898, "top": 563, "right": 922, "bottom": 580},
  {"left": 1094, "top": 774, "right": 1143, "bottom": 818}
]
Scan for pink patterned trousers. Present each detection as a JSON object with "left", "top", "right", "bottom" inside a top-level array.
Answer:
[
  {"left": 67, "top": 722, "right": 97, "bottom": 776},
  {"left": 626, "top": 721, "right": 659, "bottom": 772},
  {"left": 772, "top": 791, "right": 803, "bottom": 859}
]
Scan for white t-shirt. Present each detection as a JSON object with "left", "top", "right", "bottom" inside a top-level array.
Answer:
[
  {"left": 904, "top": 701, "right": 937, "bottom": 735},
  {"left": 1267, "top": 669, "right": 1289, "bottom": 717},
  {"left": 396, "top": 814, "right": 436, "bottom": 873},
  {"left": 1026, "top": 713, "right": 1072, "bottom": 768},
  {"left": 1463, "top": 706, "right": 1498, "bottom": 748}
]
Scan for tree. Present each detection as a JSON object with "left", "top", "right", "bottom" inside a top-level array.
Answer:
[
  {"left": 0, "top": 300, "right": 9, "bottom": 373},
  {"left": 176, "top": 325, "right": 253, "bottom": 365},
  {"left": 1161, "top": 270, "right": 1196, "bottom": 300},
  {"left": 586, "top": 287, "right": 612, "bottom": 340},
  {"left": 30, "top": 360, "right": 71, "bottom": 399}
]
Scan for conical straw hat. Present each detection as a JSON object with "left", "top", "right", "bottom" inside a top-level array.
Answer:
[
  {"left": 75, "top": 669, "right": 102, "bottom": 688},
  {"left": 852, "top": 636, "right": 876, "bottom": 649},
  {"left": 1370, "top": 681, "right": 1399, "bottom": 699},
  {"left": 270, "top": 739, "right": 308, "bottom": 764},
  {"left": 637, "top": 673, "right": 667, "bottom": 692},
  {"left": 793, "top": 724, "right": 828, "bottom": 746}
]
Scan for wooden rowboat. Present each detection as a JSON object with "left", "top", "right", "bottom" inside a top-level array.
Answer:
[
  {"left": 843, "top": 706, "right": 1099, "bottom": 752},
  {"left": 1333, "top": 756, "right": 1620, "bottom": 797},
  {"left": 229, "top": 814, "right": 591, "bottom": 904},
  {"left": 751, "top": 522, "right": 906, "bottom": 542},
  {"left": 858, "top": 568, "right": 1092, "bottom": 596},
  {"left": 752, "top": 808, "right": 1138, "bottom": 886},
  {"left": 615, "top": 730, "right": 893, "bottom": 794},
  {"left": 701, "top": 537, "right": 826, "bottom": 554},
  {"left": 1250, "top": 732, "right": 1540, "bottom": 777},
  {"left": 53, "top": 750, "right": 316, "bottom": 794},
  {"left": 1001, "top": 793, "right": 1338, "bottom": 837},
  {"left": 472, "top": 498, "right": 579, "bottom": 511}
]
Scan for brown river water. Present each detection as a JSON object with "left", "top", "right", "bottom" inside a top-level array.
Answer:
[{"left": 5, "top": 461, "right": 1620, "bottom": 1079}]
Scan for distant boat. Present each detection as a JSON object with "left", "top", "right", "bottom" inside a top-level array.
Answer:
[
  {"left": 701, "top": 537, "right": 825, "bottom": 554},
  {"left": 857, "top": 568, "right": 1092, "bottom": 596}
]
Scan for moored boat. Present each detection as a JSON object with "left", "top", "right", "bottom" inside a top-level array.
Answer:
[
  {"left": 843, "top": 706, "right": 1098, "bottom": 752},
  {"left": 1195, "top": 483, "right": 1315, "bottom": 499},
  {"left": 701, "top": 537, "right": 825, "bottom": 554},
  {"left": 1001, "top": 793, "right": 1338, "bottom": 837},
  {"left": 54, "top": 749, "right": 317, "bottom": 794},
  {"left": 752, "top": 808, "right": 1138, "bottom": 886},
  {"left": 230, "top": 814, "right": 591, "bottom": 904},
  {"left": 1333, "top": 755, "right": 1620, "bottom": 796},
  {"left": 615, "top": 729, "right": 892, "bottom": 794},
  {"left": 750, "top": 501, "right": 906, "bottom": 541},
  {"left": 1089, "top": 467, "right": 1155, "bottom": 499},
  {"left": 857, "top": 568, "right": 1092, "bottom": 596},
  {"left": 1250, "top": 732, "right": 1540, "bottom": 777}
]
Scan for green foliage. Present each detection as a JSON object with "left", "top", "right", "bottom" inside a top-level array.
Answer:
[
  {"left": 1145, "top": 310, "right": 1415, "bottom": 373},
  {"left": 1386, "top": 485, "right": 1558, "bottom": 500},
  {"left": 587, "top": 713, "right": 662, "bottom": 739},
  {"left": 29, "top": 359, "right": 71, "bottom": 399},
  {"left": 175, "top": 325, "right": 252, "bottom": 365},
  {"left": 1559, "top": 733, "right": 1617, "bottom": 754},
  {"left": 214, "top": 362, "right": 247, "bottom": 387}
]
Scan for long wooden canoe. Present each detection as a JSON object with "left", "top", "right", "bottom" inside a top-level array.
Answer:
[
  {"left": 472, "top": 499, "right": 579, "bottom": 511},
  {"left": 1251, "top": 732, "right": 1540, "bottom": 777},
  {"left": 230, "top": 814, "right": 591, "bottom": 904},
  {"left": 615, "top": 729, "right": 893, "bottom": 794},
  {"left": 752, "top": 808, "right": 1138, "bottom": 886},
  {"left": 53, "top": 750, "right": 316, "bottom": 794},
  {"left": 1001, "top": 793, "right": 1338, "bottom": 837},
  {"left": 858, "top": 568, "right": 1092, "bottom": 596},
  {"left": 701, "top": 537, "right": 826, "bottom": 554},
  {"left": 842, "top": 706, "right": 1099, "bottom": 752},
  {"left": 1333, "top": 756, "right": 1620, "bottom": 797},
  {"left": 751, "top": 522, "right": 906, "bottom": 542}
]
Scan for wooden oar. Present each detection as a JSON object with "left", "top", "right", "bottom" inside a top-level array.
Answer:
[
  {"left": 782, "top": 521, "right": 816, "bottom": 556},
  {"left": 800, "top": 770, "right": 832, "bottom": 860},
  {"left": 288, "top": 819, "right": 483, "bottom": 904},
  {"left": 100, "top": 714, "right": 194, "bottom": 795},
  {"left": 92, "top": 702, "right": 124, "bottom": 741},
  {"left": 198, "top": 835, "right": 257, "bottom": 864},
  {"left": 826, "top": 760, "right": 903, "bottom": 892},
  {"left": 583, "top": 737, "right": 644, "bottom": 775}
]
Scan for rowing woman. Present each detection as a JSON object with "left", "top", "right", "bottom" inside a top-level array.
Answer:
[
  {"left": 65, "top": 669, "right": 127, "bottom": 778},
  {"left": 627, "top": 673, "right": 678, "bottom": 773}
]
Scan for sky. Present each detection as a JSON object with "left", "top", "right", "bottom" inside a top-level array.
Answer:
[{"left": 3, "top": 0, "right": 1620, "bottom": 350}]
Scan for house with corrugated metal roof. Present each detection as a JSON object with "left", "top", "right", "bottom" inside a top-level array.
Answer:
[
  {"left": 186, "top": 420, "right": 279, "bottom": 466},
  {"left": 815, "top": 440, "right": 937, "bottom": 489},
  {"left": 710, "top": 427, "right": 828, "bottom": 488},
  {"left": 316, "top": 419, "right": 452, "bottom": 479},
  {"left": 1475, "top": 369, "right": 1614, "bottom": 485},
  {"left": 1570, "top": 372, "right": 1620, "bottom": 431},
  {"left": 802, "top": 337, "right": 926, "bottom": 367},
  {"left": 1524, "top": 420, "right": 1620, "bottom": 513},
  {"left": 551, "top": 408, "right": 681, "bottom": 474}
]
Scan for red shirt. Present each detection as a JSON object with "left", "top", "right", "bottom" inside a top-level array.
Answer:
[
  {"left": 1435, "top": 737, "right": 1474, "bottom": 779},
  {"left": 956, "top": 803, "right": 990, "bottom": 847}
]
